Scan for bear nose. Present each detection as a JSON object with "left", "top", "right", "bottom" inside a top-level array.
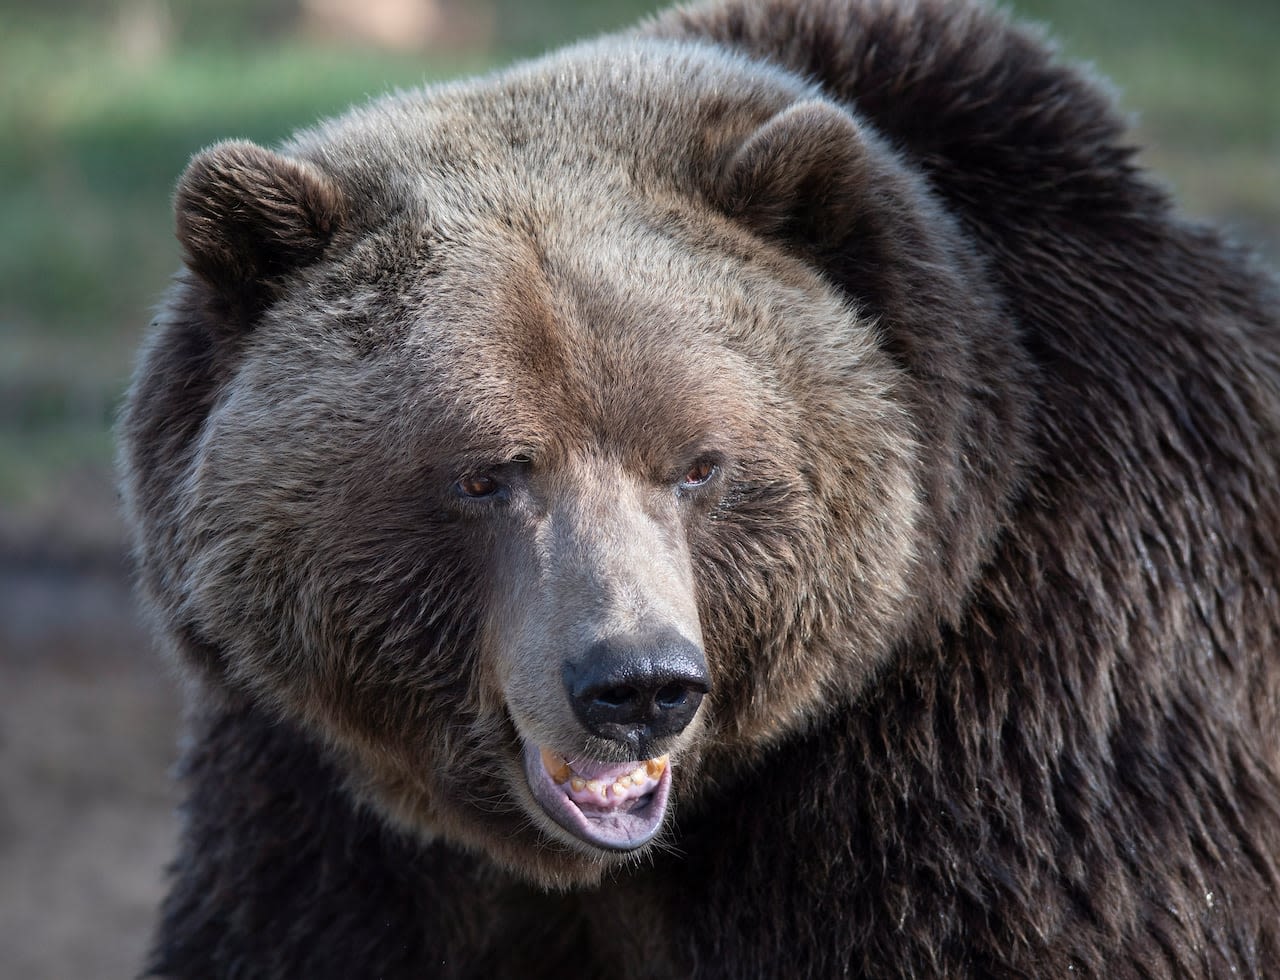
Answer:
[{"left": 564, "top": 632, "right": 709, "bottom": 747}]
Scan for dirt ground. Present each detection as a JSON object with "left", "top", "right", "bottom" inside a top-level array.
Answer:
[{"left": 0, "top": 471, "right": 182, "bottom": 980}]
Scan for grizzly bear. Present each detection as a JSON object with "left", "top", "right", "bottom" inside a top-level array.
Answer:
[{"left": 119, "top": 0, "right": 1280, "bottom": 976}]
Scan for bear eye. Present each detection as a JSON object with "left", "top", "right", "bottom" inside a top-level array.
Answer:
[
  {"left": 455, "top": 473, "right": 501, "bottom": 499},
  {"left": 678, "top": 458, "right": 720, "bottom": 492}
]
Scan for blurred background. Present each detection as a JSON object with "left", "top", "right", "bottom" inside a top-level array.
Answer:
[{"left": 0, "top": 0, "right": 1276, "bottom": 976}]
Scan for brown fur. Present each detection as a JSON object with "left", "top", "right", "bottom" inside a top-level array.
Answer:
[{"left": 120, "top": 0, "right": 1280, "bottom": 976}]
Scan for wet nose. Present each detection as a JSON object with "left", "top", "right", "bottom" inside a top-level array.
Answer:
[{"left": 564, "top": 632, "right": 709, "bottom": 747}]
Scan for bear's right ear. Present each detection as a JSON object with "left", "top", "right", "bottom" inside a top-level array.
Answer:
[{"left": 174, "top": 140, "right": 347, "bottom": 323}]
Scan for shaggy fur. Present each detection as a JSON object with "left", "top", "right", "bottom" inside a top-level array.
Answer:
[{"left": 119, "top": 0, "right": 1280, "bottom": 976}]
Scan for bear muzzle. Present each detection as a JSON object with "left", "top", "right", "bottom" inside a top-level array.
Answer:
[{"left": 518, "top": 631, "right": 708, "bottom": 851}]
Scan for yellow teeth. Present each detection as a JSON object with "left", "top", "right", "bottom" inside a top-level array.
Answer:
[
  {"left": 646, "top": 755, "right": 669, "bottom": 779},
  {"left": 539, "top": 749, "right": 670, "bottom": 791},
  {"left": 540, "top": 747, "right": 572, "bottom": 785}
]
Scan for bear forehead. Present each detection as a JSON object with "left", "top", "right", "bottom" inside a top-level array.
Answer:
[
  {"left": 257, "top": 211, "right": 834, "bottom": 471},
  {"left": 235, "top": 191, "right": 878, "bottom": 497}
]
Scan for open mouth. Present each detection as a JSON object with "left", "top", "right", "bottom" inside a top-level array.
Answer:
[{"left": 522, "top": 742, "right": 672, "bottom": 851}]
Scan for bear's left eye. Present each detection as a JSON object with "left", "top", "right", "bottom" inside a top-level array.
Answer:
[
  {"left": 455, "top": 474, "right": 501, "bottom": 499},
  {"left": 678, "top": 458, "right": 720, "bottom": 491}
]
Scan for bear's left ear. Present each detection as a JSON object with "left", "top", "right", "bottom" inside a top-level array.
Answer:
[
  {"left": 714, "top": 100, "right": 872, "bottom": 246},
  {"left": 175, "top": 139, "right": 347, "bottom": 325}
]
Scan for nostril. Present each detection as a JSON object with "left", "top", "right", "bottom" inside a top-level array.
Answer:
[
  {"left": 654, "top": 684, "right": 689, "bottom": 709},
  {"left": 596, "top": 686, "right": 638, "bottom": 709}
]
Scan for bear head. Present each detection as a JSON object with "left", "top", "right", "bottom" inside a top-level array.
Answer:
[{"left": 120, "top": 37, "right": 1028, "bottom": 886}]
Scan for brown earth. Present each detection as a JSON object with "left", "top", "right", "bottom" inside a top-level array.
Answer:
[{"left": 0, "top": 471, "right": 181, "bottom": 980}]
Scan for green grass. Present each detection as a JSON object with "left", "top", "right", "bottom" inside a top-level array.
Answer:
[
  {"left": 0, "top": 1, "right": 1275, "bottom": 512},
  {"left": 0, "top": 24, "right": 489, "bottom": 331},
  {"left": 1008, "top": 0, "right": 1280, "bottom": 220}
]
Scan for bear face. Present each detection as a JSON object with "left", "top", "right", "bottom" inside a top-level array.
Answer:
[{"left": 120, "top": 37, "right": 1030, "bottom": 886}]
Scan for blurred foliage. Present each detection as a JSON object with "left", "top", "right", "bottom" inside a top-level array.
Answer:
[{"left": 0, "top": 0, "right": 1276, "bottom": 510}]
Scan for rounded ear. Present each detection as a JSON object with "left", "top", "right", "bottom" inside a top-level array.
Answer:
[
  {"left": 715, "top": 100, "right": 871, "bottom": 244},
  {"left": 174, "top": 140, "right": 347, "bottom": 322}
]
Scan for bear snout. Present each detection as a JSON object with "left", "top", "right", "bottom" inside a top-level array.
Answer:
[{"left": 563, "top": 631, "right": 709, "bottom": 749}]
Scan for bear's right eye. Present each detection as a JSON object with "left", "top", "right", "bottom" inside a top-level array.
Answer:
[{"left": 455, "top": 474, "right": 501, "bottom": 499}]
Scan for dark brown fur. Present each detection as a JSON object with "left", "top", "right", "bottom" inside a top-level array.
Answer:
[{"left": 120, "top": 0, "right": 1280, "bottom": 976}]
